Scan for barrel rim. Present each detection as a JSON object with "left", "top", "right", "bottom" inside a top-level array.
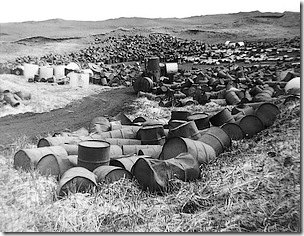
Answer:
[{"left": 78, "top": 140, "right": 111, "bottom": 148}]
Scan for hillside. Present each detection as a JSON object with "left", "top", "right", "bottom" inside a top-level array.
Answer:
[{"left": 0, "top": 11, "right": 300, "bottom": 42}]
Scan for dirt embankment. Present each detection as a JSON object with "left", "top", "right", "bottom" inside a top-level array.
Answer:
[{"left": 0, "top": 87, "right": 136, "bottom": 146}]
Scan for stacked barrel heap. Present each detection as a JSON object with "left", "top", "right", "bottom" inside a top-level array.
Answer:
[{"left": 14, "top": 95, "right": 288, "bottom": 195}]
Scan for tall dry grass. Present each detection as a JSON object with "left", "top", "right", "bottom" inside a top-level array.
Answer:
[{"left": 0, "top": 97, "right": 300, "bottom": 232}]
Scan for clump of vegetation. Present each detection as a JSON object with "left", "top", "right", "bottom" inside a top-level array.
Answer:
[{"left": 0, "top": 98, "right": 300, "bottom": 232}]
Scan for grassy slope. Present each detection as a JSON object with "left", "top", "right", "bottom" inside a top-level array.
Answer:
[{"left": 0, "top": 97, "right": 300, "bottom": 232}]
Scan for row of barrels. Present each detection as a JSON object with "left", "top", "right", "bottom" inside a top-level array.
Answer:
[{"left": 13, "top": 101, "right": 281, "bottom": 195}]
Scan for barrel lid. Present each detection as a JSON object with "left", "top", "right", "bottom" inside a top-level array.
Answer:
[
  {"left": 187, "top": 113, "right": 209, "bottom": 120},
  {"left": 79, "top": 140, "right": 110, "bottom": 148}
]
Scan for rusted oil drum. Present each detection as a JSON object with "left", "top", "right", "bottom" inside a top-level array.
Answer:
[
  {"left": 225, "top": 90, "right": 241, "bottom": 105},
  {"left": 236, "top": 115, "right": 264, "bottom": 138},
  {"left": 139, "top": 125, "right": 166, "bottom": 145},
  {"left": 110, "top": 155, "right": 144, "bottom": 172},
  {"left": 77, "top": 140, "right": 111, "bottom": 171},
  {"left": 57, "top": 167, "right": 97, "bottom": 197},
  {"left": 146, "top": 57, "right": 160, "bottom": 82},
  {"left": 167, "top": 120, "right": 201, "bottom": 140},
  {"left": 133, "top": 77, "right": 154, "bottom": 93},
  {"left": 210, "top": 108, "right": 235, "bottom": 127},
  {"left": 255, "top": 103, "right": 280, "bottom": 128},
  {"left": 253, "top": 86, "right": 274, "bottom": 102},
  {"left": 198, "top": 126, "right": 231, "bottom": 156},
  {"left": 171, "top": 110, "right": 191, "bottom": 121},
  {"left": 14, "top": 146, "right": 68, "bottom": 173},
  {"left": 159, "top": 137, "right": 216, "bottom": 164},
  {"left": 93, "top": 165, "right": 132, "bottom": 184},
  {"left": 221, "top": 123, "right": 244, "bottom": 140},
  {"left": 187, "top": 113, "right": 210, "bottom": 130}
]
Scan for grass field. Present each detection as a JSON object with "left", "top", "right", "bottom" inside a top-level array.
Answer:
[{"left": 0, "top": 95, "right": 300, "bottom": 232}]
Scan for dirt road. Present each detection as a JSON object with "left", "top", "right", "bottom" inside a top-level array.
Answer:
[{"left": 0, "top": 87, "right": 136, "bottom": 146}]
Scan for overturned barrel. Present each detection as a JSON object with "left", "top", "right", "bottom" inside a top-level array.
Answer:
[
  {"left": 133, "top": 77, "right": 154, "bottom": 93},
  {"left": 93, "top": 165, "right": 132, "bottom": 184},
  {"left": 57, "top": 167, "right": 97, "bottom": 197},
  {"left": 255, "top": 102, "right": 280, "bottom": 128},
  {"left": 159, "top": 137, "right": 216, "bottom": 164},
  {"left": 167, "top": 120, "right": 201, "bottom": 140},
  {"left": 236, "top": 115, "right": 264, "bottom": 138},
  {"left": 198, "top": 126, "right": 231, "bottom": 156},
  {"left": 14, "top": 146, "right": 68, "bottom": 172},
  {"left": 210, "top": 108, "right": 235, "bottom": 127}
]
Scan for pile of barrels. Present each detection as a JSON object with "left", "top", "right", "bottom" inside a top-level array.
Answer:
[
  {"left": 0, "top": 88, "right": 31, "bottom": 108},
  {"left": 1, "top": 34, "right": 300, "bottom": 75},
  {"left": 134, "top": 60, "right": 300, "bottom": 107},
  {"left": 13, "top": 100, "right": 281, "bottom": 195}
]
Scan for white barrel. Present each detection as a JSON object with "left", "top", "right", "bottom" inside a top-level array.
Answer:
[
  {"left": 68, "top": 72, "right": 80, "bottom": 88},
  {"left": 285, "top": 77, "right": 300, "bottom": 93},
  {"left": 79, "top": 73, "right": 90, "bottom": 88},
  {"left": 53, "top": 65, "right": 66, "bottom": 80},
  {"left": 39, "top": 66, "right": 54, "bottom": 79},
  {"left": 23, "top": 63, "right": 39, "bottom": 79},
  {"left": 165, "top": 63, "right": 178, "bottom": 74}
]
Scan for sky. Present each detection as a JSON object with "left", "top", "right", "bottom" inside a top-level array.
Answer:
[{"left": 0, "top": 0, "right": 301, "bottom": 23}]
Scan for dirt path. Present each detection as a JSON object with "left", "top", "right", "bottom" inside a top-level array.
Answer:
[{"left": 0, "top": 87, "right": 136, "bottom": 146}]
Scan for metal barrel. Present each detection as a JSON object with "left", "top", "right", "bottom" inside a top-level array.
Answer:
[{"left": 77, "top": 140, "right": 111, "bottom": 172}]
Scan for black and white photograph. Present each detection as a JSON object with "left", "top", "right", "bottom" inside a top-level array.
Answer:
[{"left": 0, "top": 0, "right": 301, "bottom": 232}]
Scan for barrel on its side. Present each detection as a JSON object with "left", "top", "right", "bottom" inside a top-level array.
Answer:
[
  {"left": 255, "top": 103, "right": 280, "bottom": 128},
  {"left": 57, "top": 167, "right": 97, "bottom": 197},
  {"left": 198, "top": 126, "right": 231, "bottom": 156},
  {"left": 221, "top": 123, "right": 244, "bottom": 140},
  {"left": 14, "top": 146, "right": 68, "bottom": 172},
  {"left": 93, "top": 165, "right": 132, "bottom": 184},
  {"left": 133, "top": 77, "right": 154, "bottom": 93},
  {"left": 167, "top": 120, "right": 201, "bottom": 140},
  {"left": 159, "top": 137, "right": 216, "bottom": 164},
  {"left": 236, "top": 115, "right": 264, "bottom": 138},
  {"left": 210, "top": 108, "right": 235, "bottom": 127}
]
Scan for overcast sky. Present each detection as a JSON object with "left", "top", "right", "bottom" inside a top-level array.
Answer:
[{"left": 0, "top": 0, "right": 301, "bottom": 23}]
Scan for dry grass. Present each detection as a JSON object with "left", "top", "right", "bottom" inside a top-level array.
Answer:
[
  {"left": 0, "top": 74, "right": 116, "bottom": 117},
  {"left": 0, "top": 96, "right": 300, "bottom": 232}
]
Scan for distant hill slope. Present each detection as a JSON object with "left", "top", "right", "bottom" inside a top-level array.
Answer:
[{"left": 0, "top": 11, "right": 300, "bottom": 43}]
